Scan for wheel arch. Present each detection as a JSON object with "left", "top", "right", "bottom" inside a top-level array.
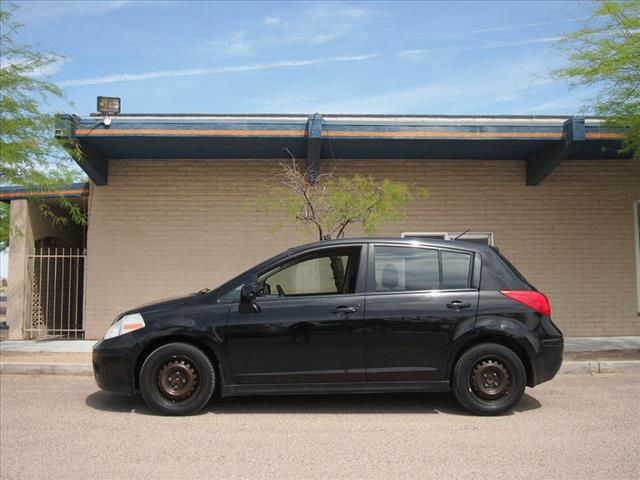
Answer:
[
  {"left": 133, "top": 334, "right": 225, "bottom": 393},
  {"left": 447, "top": 333, "right": 536, "bottom": 387}
]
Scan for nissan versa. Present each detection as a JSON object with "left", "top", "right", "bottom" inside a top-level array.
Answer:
[{"left": 93, "top": 238, "right": 563, "bottom": 416}]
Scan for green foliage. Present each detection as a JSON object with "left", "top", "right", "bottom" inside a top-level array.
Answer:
[
  {"left": 554, "top": 0, "right": 640, "bottom": 158},
  {"left": 256, "top": 157, "right": 428, "bottom": 241},
  {"left": 0, "top": 204, "right": 9, "bottom": 250},
  {"left": 324, "top": 175, "right": 427, "bottom": 238},
  {"left": 0, "top": 5, "right": 86, "bottom": 249}
]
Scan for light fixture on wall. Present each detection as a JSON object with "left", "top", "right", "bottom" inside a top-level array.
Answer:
[{"left": 96, "top": 96, "right": 121, "bottom": 127}]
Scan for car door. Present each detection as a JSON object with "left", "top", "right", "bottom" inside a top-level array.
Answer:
[
  {"left": 225, "top": 245, "right": 367, "bottom": 384},
  {"left": 364, "top": 243, "right": 479, "bottom": 382}
]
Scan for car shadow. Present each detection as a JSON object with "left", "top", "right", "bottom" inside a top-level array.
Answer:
[{"left": 85, "top": 390, "right": 541, "bottom": 417}]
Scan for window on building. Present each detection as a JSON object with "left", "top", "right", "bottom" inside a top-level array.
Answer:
[
  {"left": 402, "top": 231, "right": 494, "bottom": 246},
  {"left": 373, "top": 246, "right": 440, "bottom": 292}
]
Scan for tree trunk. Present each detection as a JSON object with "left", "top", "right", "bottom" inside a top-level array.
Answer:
[
  {"left": 329, "top": 255, "right": 345, "bottom": 293},
  {"left": 321, "top": 235, "right": 345, "bottom": 292}
]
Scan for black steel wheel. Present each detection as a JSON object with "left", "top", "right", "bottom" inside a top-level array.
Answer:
[
  {"left": 156, "top": 356, "right": 199, "bottom": 401},
  {"left": 452, "top": 343, "right": 526, "bottom": 416},
  {"left": 140, "top": 343, "right": 215, "bottom": 416}
]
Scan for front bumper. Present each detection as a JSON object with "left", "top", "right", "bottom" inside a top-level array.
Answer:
[
  {"left": 531, "top": 337, "right": 564, "bottom": 386},
  {"left": 92, "top": 335, "right": 142, "bottom": 396}
]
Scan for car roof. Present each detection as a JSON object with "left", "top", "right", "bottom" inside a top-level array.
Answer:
[{"left": 290, "top": 237, "right": 494, "bottom": 255}]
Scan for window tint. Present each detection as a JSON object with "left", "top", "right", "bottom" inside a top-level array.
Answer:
[
  {"left": 441, "top": 251, "right": 472, "bottom": 289},
  {"left": 258, "top": 247, "right": 360, "bottom": 297},
  {"left": 403, "top": 234, "right": 446, "bottom": 241},
  {"left": 374, "top": 246, "right": 439, "bottom": 292}
]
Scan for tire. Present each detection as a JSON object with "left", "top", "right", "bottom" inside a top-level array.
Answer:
[
  {"left": 452, "top": 343, "right": 526, "bottom": 416},
  {"left": 139, "top": 343, "right": 215, "bottom": 416}
]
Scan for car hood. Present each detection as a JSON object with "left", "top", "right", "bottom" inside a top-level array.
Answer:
[{"left": 125, "top": 294, "right": 198, "bottom": 317}]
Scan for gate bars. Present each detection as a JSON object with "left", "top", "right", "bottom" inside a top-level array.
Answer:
[{"left": 24, "top": 248, "right": 86, "bottom": 339}]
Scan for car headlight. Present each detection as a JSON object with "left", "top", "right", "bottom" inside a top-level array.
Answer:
[{"left": 104, "top": 313, "right": 145, "bottom": 339}]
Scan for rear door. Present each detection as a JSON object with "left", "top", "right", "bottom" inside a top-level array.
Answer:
[{"left": 364, "top": 243, "right": 479, "bottom": 382}]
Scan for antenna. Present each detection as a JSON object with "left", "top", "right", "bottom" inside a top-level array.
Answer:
[{"left": 453, "top": 229, "right": 471, "bottom": 240}]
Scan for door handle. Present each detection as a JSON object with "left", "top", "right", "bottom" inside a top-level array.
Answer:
[
  {"left": 446, "top": 301, "right": 471, "bottom": 310},
  {"left": 332, "top": 305, "right": 358, "bottom": 314}
]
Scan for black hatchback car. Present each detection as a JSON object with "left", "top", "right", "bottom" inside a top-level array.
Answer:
[{"left": 93, "top": 237, "right": 563, "bottom": 416}]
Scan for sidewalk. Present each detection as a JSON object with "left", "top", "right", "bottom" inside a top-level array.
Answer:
[
  {"left": 1, "top": 337, "right": 639, "bottom": 377},
  {"left": 0, "top": 340, "right": 96, "bottom": 353}
]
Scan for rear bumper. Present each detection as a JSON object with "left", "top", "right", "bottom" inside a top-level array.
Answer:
[
  {"left": 531, "top": 337, "right": 564, "bottom": 386},
  {"left": 92, "top": 336, "right": 141, "bottom": 396}
]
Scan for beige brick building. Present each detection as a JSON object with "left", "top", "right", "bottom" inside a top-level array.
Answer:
[{"left": 4, "top": 113, "right": 639, "bottom": 339}]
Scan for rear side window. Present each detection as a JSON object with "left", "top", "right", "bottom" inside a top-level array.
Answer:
[
  {"left": 372, "top": 245, "right": 474, "bottom": 292},
  {"left": 373, "top": 246, "right": 439, "bottom": 292},
  {"left": 441, "top": 251, "right": 472, "bottom": 289}
]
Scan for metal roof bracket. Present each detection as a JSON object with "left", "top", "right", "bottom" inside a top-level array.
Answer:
[
  {"left": 306, "top": 113, "right": 324, "bottom": 182},
  {"left": 526, "top": 116, "right": 586, "bottom": 185}
]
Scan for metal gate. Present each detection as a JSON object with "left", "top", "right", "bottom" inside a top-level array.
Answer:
[{"left": 24, "top": 248, "right": 86, "bottom": 339}]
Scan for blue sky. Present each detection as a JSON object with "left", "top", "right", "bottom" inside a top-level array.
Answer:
[{"left": 11, "top": 0, "right": 596, "bottom": 116}]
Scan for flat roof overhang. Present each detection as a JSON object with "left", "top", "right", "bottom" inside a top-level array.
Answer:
[
  {"left": 0, "top": 182, "right": 90, "bottom": 202},
  {"left": 57, "top": 113, "right": 631, "bottom": 186}
]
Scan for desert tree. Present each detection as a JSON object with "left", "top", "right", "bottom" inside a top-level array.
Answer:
[
  {"left": 554, "top": 0, "right": 640, "bottom": 158},
  {"left": 0, "top": 5, "right": 85, "bottom": 249},
  {"left": 259, "top": 150, "right": 428, "bottom": 242}
]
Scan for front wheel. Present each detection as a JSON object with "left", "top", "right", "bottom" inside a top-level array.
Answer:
[
  {"left": 139, "top": 343, "right": 215, "bottom": 416},
  {"left": 452, "top": 343, "right": 526, "bottom": 416}
]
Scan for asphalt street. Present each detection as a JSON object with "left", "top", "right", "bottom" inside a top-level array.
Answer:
[{"left": 0, "top": 373, "right": 639, "bottom": 480}]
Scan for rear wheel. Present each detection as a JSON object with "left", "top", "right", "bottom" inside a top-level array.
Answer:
[
  {"left": 139, "top": 343, "right": 215, "bottom": 416},
  {"left": 452, "top": 343, "right": 526, "bottom": 416}
]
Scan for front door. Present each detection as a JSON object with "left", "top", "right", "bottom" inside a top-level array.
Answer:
[
  {"left": 364, "top": 244, "right": 479, "bottom": 382},
  {"left": 226, "top": 245, "right": 366, "bottom": 384}
]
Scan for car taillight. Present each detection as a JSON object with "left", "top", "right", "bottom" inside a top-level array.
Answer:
[{"left": 500, "top": 290, "right": 551, "bottom": 317}]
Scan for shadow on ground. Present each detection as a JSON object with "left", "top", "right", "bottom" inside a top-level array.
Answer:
[{"left": 85, "top": 390, "right": 541, "bottom": 417}]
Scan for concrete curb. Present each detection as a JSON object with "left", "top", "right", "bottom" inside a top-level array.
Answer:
[
  {"left": 1, "top": 361, "right": 639, "bottom": 377},
  {"left": 560, "top": 361, "right": 640, "bottom": 375}
]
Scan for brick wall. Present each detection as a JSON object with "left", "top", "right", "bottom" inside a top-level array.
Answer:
[{"left": 84, "top": 159, "right": 640, "bottom": 338}]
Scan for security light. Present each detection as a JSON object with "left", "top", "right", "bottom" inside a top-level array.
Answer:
[{"left": 97, "top": 96, "right": 121, "bottom": 115}]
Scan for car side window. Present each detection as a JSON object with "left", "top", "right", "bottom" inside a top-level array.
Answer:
[
  {"left": 373, "top": 246, "right": 439, "bottom": 292},
  {"left": 257, "top": 247, "right": 361, "bottom": 297},
  {"left": 441, "top": 250, "right": 472, "bottom": 289}
]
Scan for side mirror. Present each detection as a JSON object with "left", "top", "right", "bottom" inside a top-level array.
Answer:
[{"left": 241, "top": 282, "right": 261, "bottom": 302}]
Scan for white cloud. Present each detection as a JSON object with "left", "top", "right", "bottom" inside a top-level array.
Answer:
[
  {"left": 245, "top": 3, "right": 369, "bottom": 50},
  {"left": 451, "top": 18, "right": 587, "bottom": 37},
  {"left": 306, "top": 5, "right": 366, "bottom": 19},
  {"left": 57, "top": 54, "right": 378, "bottom": 87},
  {"left": 343, "top": 7, "right": 366, "bottom": 18},
  {"left": 296, "top": 58, "right": 561, "bottom": 114},
  {"left": 312, "top": 32, "right": 344, "bottom": 45},
  {"left": 397, "top": 36, "right": 560, "bottom": 60},
  {"left": 518, "top": 96, "right": 590, "bottom": 115},
  {"left": 205, "top": 31, "right": 255, "bottom": 57},
  {"left": 397, "top": 49, "right": 426, "bottom": 61},
  {"left": 1, "top": 56, "right": 70, "bottom": 77},
  {"left": 30, "top": 57, "right": 71, "bottom": 77},
  {"left": 264, "top": 15, "right": 282, "bottom": 25},
  {"left": 15, "top": 0, "right": 133, "bottom": 19}
]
